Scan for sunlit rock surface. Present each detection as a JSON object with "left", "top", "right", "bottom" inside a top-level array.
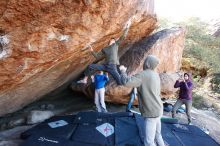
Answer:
[
  {"left": 0, "top": 0, "right": 156, "bottom": 116},
  {"left": 105, "top": 27, "right": 186, "bottom": 103},
  {"left": 72, "top": 27, "right": 186, "bottom": 104}
]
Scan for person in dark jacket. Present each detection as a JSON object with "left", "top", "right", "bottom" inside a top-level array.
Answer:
[
  {"left": 77, "top": 19, "right": 132, "bottom": 85},
  {"left": 172, "top": 73, "right": 193, "bottom": 124}
]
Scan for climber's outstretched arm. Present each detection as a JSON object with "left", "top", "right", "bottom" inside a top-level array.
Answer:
[
  {"left": 116, "top": 17, "right": 132, "bottom": 44},
  {"left": 89, "top": 45, "right": 105, "bottom": 60}
]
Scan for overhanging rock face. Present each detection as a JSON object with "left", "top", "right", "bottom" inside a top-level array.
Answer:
[
  {"left": 72, "top": 27, "right": 186, "bottom": 104},
  {"left": 105, "top": 27, "right": 186, "bottom": 103},
  {"left": 0, "top": 0, "right": 157, "bottom": 116}
]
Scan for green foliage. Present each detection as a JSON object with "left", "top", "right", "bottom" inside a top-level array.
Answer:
[
  {"left": 211, "top": 74, "right": 220, "bottom": 93},
  {"left": 158, "top": 17, "right": 220, "bottom": 93},
  {"left": 182, "top": 18, "right": 220, "bottom": 90},
  {"left": 158, "top": 17, "right": 220, "bottom": 73},
  {"left": 183, "top": 18, "right": 220, "bottom": 73},
  {"left": 192, "top": 92, "right": 205, "bottom": 109}
]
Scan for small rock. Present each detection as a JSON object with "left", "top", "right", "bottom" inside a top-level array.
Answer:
[
  {"left": 202, "top": 99, "right": 213, "bottom": 108},
  {"left": 192, "top": 117, "right": 196, "bottom": 120},
  {"left": 0, "top": 140, "right": 23, "bottom": 146},
  {"left": 0, "top": 126, "right": 32, "bottom": 140},
  {"left": 46, "top": 104, "right": 55, "bottom": 110},
  {"left": 215, "top": 108, "right": 220, "bottom": 113},
  {"left": 40, "top": 104, "right": 46, "bottom": 110},
  {"left": 83, "top": 0, "right": 92, "bottom": 5},
  {"left": 8, "top": 118, "right": 25, "bottom": 128},
  {"left": 201, "top": 127, "right": 210, "bottom": 135},
  {"left": 202, "top": 107, "right": 208, "bottom": 110},
  {"left": 27, "top": 110, "right": 54, "bottom": 124},
  {"left": 40, "top": 104, "right": 55, "bottom": 110},
  {"left": 0, "top": 123, "right": 7, "bottom": 131}
]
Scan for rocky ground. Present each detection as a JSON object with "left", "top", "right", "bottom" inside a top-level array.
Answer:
[
  {"left": 0, "top": 89, "right": 220, "bottom": 146},
  {"left": 162, "top": 96, "right": 220, "bottom": 144},
  {"left": 195, "top": 76, "right": 220, "bottom": 114},
  {"left": 163, "top": 106, "right": 220, "bottom": 144}
]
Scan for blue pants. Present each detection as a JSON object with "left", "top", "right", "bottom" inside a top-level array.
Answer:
[
  {"left": 85, "top": 63, "right": 122, "bottom": 85},
  {"left": 126, "top": 89, "right": 136, "bottom": 111}
]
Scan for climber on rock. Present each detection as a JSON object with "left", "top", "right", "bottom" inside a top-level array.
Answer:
[{"left": 77, "top": 18, "right": 132, "bottom": 85}]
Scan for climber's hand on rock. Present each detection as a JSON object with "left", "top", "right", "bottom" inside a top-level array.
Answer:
[
  {"left": 123, "top": 19, "right": 131, "bottom": 30},
  {"left": 91, "top": 75, "right": 94, "bottom": 82},
  {"left": 125, "top": 16, "right": 134, "bottom": 29},
  {"left": 105, "top": 72, "right": 109, "bottom": 77},
  {"left": 88, "top": 44, "right": 93, "bottom": 52},
  {"left": 119, "top": 65, "right": 127, "bottom": 72},
  {"left": 125, "top": 20, "right": 131, "bottom": 29}
]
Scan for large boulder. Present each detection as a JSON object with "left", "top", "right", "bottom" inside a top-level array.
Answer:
[
  {"left": 72, "top": 27, "right": 186, "bottom": 104},
  {"left": 0, "top": 0, "right": 157, "bottom": 116},
  {"left": 105, "top": 27, "right": 186, "bottom": 104},
  {"left": 120, "top": 27, "right": 185, "bottom": 74},
  {"left": 159, "top": 73, "right": 179, "bottom": 98}
]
